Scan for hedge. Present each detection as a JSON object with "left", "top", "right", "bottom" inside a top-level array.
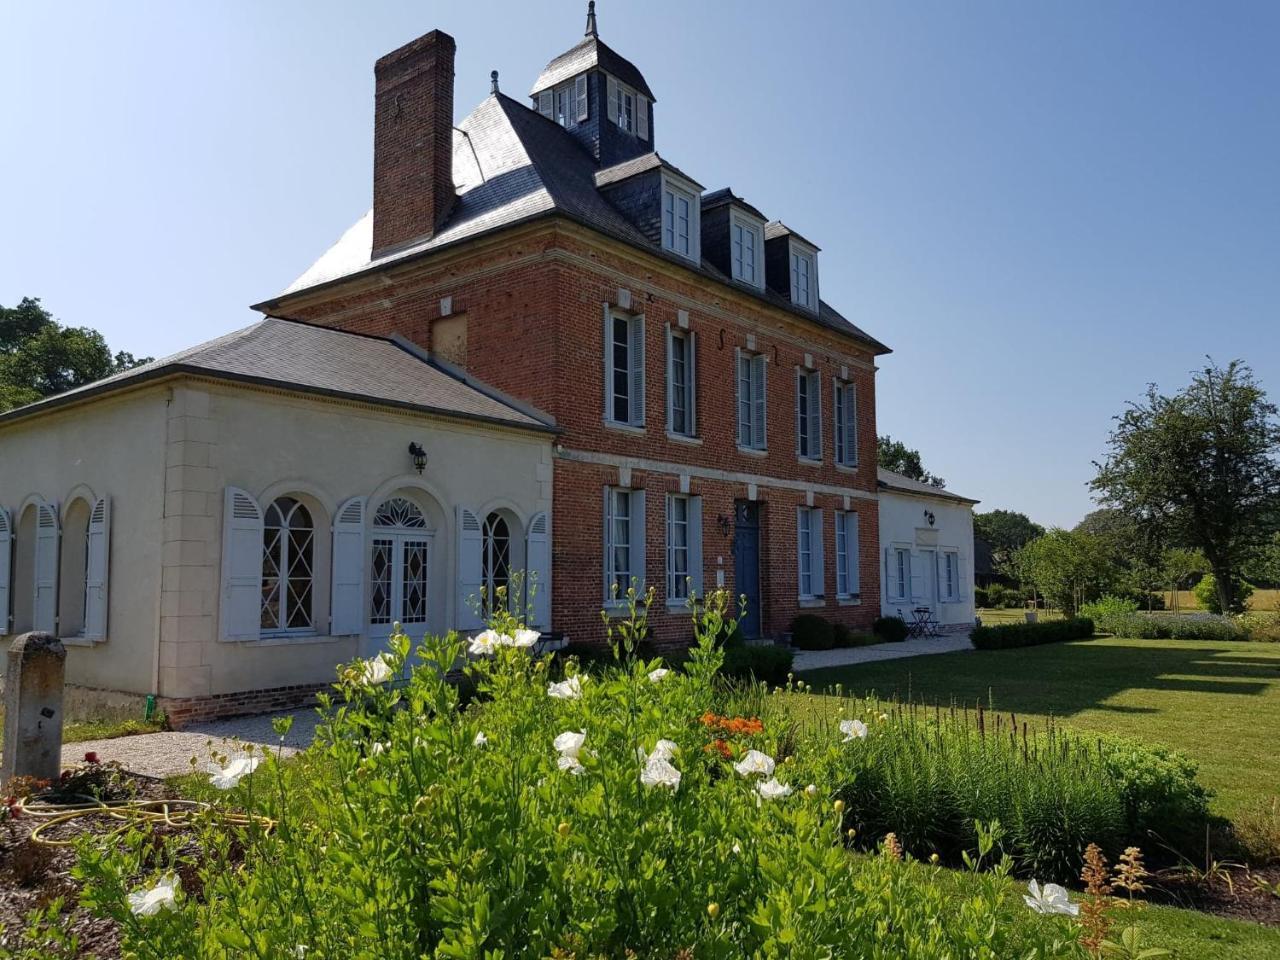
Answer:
[
  {"left": 721, "top": 643, "right": 794, "bottom": 685},
  {"left": 970, "top": 617, "right": 1095, "bottom": 650}
]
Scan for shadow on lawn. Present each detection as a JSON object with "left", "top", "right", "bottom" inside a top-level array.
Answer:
[{"left": 798, "top": 640, "right": 1280, "bottom": 720}]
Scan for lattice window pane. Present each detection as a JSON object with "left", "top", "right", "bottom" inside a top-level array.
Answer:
[{"left": 370, "top": 539, "right": 393, "bottom": 625}]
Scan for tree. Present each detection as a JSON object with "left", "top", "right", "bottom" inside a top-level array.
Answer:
[
  {"left": 1013, "top": 529, "right": 1118, "bottom": 617},
  {"left": 1161, "top": 547, "right": 1207, "bottom": 613},
  {"left": 975, "top": 509, "right": 1045, "bottom": 572},
  {"left": 877, "top": 435, "right": 945, "bottom": 488},
  {"left": 1091, "top": 359, "right": 1280, "bottom": 615},
  {"left": 0, "top": 297, "right": 151, "bottom": 413}
]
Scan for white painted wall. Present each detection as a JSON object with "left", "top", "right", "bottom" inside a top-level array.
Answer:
[{"left": 877, "top": 489, "right": 975, "bottom": 628}]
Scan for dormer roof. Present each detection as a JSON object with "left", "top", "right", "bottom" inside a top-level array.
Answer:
[
  {"left": 702, "top": 188, "right": 769, "bottom": 223},
  {"left": 530, "top": 36, "right": 655, "bottom": 100},
  {"left": 595, "top": 152, "right": 703, "bottom": 190},
  {"left": 765, "top": 220, "right": 821, "bottom": 252}
]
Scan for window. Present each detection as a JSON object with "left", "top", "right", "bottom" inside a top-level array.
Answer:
[
  {"left": 889, "top": 547, "right": 911, "bottom": 602},
  {"left": 665, "top": 494, "right": 703, "bottom": 602},
  {"left": 730, "top": 214, "right": 763, "bottom": 287},
  {"left": 555, "top": 85, "right": 573, "bottom": 128},
  {"left": 666, "top": 327, "right": 696, "bottom": 436},
  {"left": 662, "top": 179, "right": 698, "bottom": 260},
  {"left": 607, "top": 76, "right": 647, "bottom": 138},
  {"left": 262, "top": 497, "right": 315, "bottom": 633},
  {"left": 604, "top": 308, "right": 645, "bottom": 427},
  {"left": 796, "top": 507, "right": 825, "bottom": 601},
  {"left": 482, "top": 512, "right": 512, "bottom": 614},
  {"left": 941, "top": 551, "right": 960, "bottom": 602},
  {"left": 790, "top": 246, "right": 817, "bottom": 310},
  {"left": 370, "top": 497, "right": 429, "bottom": 633},
  {"left": 835, "top": 511, "right": 860, "bottom": 599},
  {"left": 736, "top": 350, "right": 767, "bottom": 450},
  {"left": 605, "top": 488, "right": 645, "bottom": 603},
  {"left": 796, "top": 368, "right": 822, "bottom": 461},
  {"left": 833, "top": 379, "right": 858, "bottom": 467},
  {"left": 539, "top": 76, "right": 588, "bottom": 128}
]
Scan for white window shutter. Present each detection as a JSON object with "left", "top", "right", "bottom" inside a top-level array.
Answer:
[
  {"left": 603, "top": 487, "right": 615, "bottom": 602},
  {"left": 796, "top": 507, "right": 806, "bottom": 594},
  {"left": 606, "top": 75, "right": 619, "bottom": 123},
  {"left": 456, "top": 506, "right": 484, "bottom": 630},
  {"left": 752, "top": 354, "right": 767, "bottom": 448},
  {"left": 0, "top": 508, "right": 11, "bottom": 633},
  {"left": 957, "top": 554, "right": 967, "bottom": 604},
  {"left": 849, "top": 513, "right": 861, "bottom": 596},
  {"left": 33, "top": 500, "right": 59, "bottom": 634},
  {"left": 575, "top": 75, "right": 588, "bottom": 121},
  {"left": 794, "top": 369, "right": 803, "bottom": 457},
  {"left": 602, "top": 304, "right": 613, "bottom": 421},
  {"left": 526, "top": 511, "right": 550, "bottom": 628},
  {"left": 812, "top": 509, "right": 825, "bottom": 597},
  {"left": 909, "top": 551, "right": 924, "bottom": 603},
  {"left": 629, "top": 315, "right": 645, "bottom": 426},
  {"left": 688, "top": 496, "right": 703, "bottom": 599},
  {"left": 83, "top": 497, "right": 110, "bottom": 641},
  {"left": 538, "top": 90, "right": 553, "bottom": 118},
  {"left": 630, "top": 490, "right": 646, "bottom": 594},
  {"left": 847, "top": 385, "right": 858, "bottom": 463},
  {"left": 636, "top": 95, "right": 649, "bottom": 139},
  {"left": 884, "top": 547, "right": 894, "bottom": 602},
  {"left": 735, "top": 348, "right": 747, "bottom": 446},
  {"left": 688, "top": 331, "right": 698, "bottom": 436},
  {"left": 220, "top": 486, "right": 263, "bottom": 642},
  {"left": 330, "top": 496, "right": 365, "bottom": 636},
  {"left": 664, "top": 325, "right": 674, "bottom": 431},
  {"left": 810, "top": 374, "right": 822, "bottom": 459}
]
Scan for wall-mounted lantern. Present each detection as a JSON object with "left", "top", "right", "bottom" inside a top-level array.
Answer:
[
  {"left": 408, "top": 442, "right": 428, "bottom": 474},
  {"left": 924, "top": 509, "right": 936, "bottom": 527},
  {"left": 716, "top": 514, "right": 732, "bottom": 536}
]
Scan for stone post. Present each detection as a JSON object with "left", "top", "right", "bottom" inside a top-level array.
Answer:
[{"left": 1, "top": 631, "right": 67, "bottom": 786}]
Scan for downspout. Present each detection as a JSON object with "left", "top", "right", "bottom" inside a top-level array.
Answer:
[{"left": 150, "top": 389, "right": 173, "bottom": 708}]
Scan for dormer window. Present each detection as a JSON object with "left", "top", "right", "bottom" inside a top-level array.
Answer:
[
  {"left": 537, "top": 75, "right": 589, "bottom": 129},
  {"left": 790, "top": 243, "right": 818, "bottom": 311},
  {"left": 606, "top": 75, "right": 649, "bottom": 140},
  {"left": 730, "top": 212, "right": 765, "bottom": 289},
  {"left": 661, "top": 172, "right": 700, "bottom": 262}
]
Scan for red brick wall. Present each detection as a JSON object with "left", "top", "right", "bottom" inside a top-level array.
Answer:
[{"left": 273, "top": 219, "right": 883, "bottom": 644}]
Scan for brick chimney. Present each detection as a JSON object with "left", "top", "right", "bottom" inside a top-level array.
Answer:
[{"left": 372, "top": 30, "right": 456, "bottom": 257}]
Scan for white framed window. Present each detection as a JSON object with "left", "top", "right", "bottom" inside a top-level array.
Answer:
[
  {"left": 539, "top": 76, "right": 588, "bottom": 128},
  {"left": 887, "top": 546, "right": 911, "bottom": 603},
  {"left": 482, "top": 511, "right": 512, "bottom": 615},
  {"left": 790, "top": 243, "right": 818, "bottom": 311},
  {"left": 795, "top": 368, "right": 822, "bottom": 461},
  {"left": 555, "top": 85, "right": 574, "bottom": 128},
  {"left": 606, "top": 75, "right": 648, "bottom": 138},
  {"left": 605, "top": 487, "right": 645, "bottom": 603},
  {"left": 833, "top": 379, "right": 858, "bottom": 467},
  {"left": 661, "top": 173, "right": 699, "bottom": 262},
  {"left": 604, "top": 307, "right": 645, "bottom": 428},
  {"left": 261, "top": 497, "right": 316, "bottom": 634},
  {"left": 796, "top": 506, "right": 825, "bottom": 601},
  {"left": 736, "top": 349, "right": 767, "bottom": 450},
  {"left": 665, "top": 494, "right": 703, "bottom": 603},
  {"left": 730, "top": 213, "right": 764, "bottom": 288},
  {"left": 666, "top": 326, "right": 697, "bottom": 437},
  {"left": 941, "top": 551, "right": 960, "bottom": 602},
  {"left": 835, "top": 511, "right": 860, "bottom": 599}
]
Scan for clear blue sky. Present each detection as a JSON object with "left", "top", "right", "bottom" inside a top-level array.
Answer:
[{"left": 2, "top": 2, "right": 1277, "bottom": 528}]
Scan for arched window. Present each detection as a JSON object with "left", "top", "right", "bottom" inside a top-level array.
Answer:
[
  {"left": 369, "top": 496, "right": 430, "bottom": 635},
  {"left": 59, "top": 499, "right": 92, "bottom": 637},
  {"left": 373, "top": 497, "right": 427, "bottom": 529},
  {"left": 262, "top": 497, "right": 314, "bottom": 632},
  {"left": 482, "top": 512, "right": 511, "bottom": 614}
]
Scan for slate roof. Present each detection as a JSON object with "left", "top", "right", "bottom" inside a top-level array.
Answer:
[
  {"left": 701, "top": 188, "right": 770, "bottom": 223},
  {"left": 765, "top": 220, "right": 821, "bottom": 252},
  {"left": 264, "top": 93, "right": 890, "bottom": 355},
  {"left": 0, "top": 318, "right": 556, "bottom": 433},
  {"left": 594, "top": 152, "right": 703, "bottom": 190},
  {"left": 877, "top": 468, "right": 980, "bottom": 506},
  {"left": 530, "top": 36, "right": 655, "bottom": 100}
]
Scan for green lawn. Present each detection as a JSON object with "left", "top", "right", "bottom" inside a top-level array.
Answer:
[
  {"left": 797, "top": 636, "right": 1280, "bottom": 821},
  {"left": 0, "top": 707, "right": 163, "bottom": 746}
]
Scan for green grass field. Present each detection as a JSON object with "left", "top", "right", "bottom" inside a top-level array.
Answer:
[{"left": 797, "top": 636, "right": 1280, "bottom": 821}]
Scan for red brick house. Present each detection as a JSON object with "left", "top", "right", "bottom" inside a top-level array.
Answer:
[{"left": 253, "top": 10, "right": 892, "bottom": 646}]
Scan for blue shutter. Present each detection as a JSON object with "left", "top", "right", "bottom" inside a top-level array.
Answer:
[
  {"left": 526, "top": 511, "right": 550, "bottom": 628},
  {"left": 330, "top": 497, "right": 365, "bottom": 636},
  {"left": 220, "top": 487, "right": 263, "bottom": 641},
  {"left": 83, "top": 497, "right": 110, "bottom": 641}
]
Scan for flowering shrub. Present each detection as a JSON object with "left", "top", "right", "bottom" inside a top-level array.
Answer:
[{"left": 63, "top": 591, "right": 1127, "bottom": 958}]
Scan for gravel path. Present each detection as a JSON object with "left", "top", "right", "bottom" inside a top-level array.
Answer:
[
  {"left": 61, "top": 708, "right": 322, "bottom": 780},
  {"left": 791, "top": 631, "right": 974, "bottom": 672}
]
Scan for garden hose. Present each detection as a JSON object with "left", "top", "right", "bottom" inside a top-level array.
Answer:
[{"left": 16, "top": 794, "right": 276, "bottom": 847}]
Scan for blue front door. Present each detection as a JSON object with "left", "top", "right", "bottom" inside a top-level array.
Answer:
[{"left": 733, "top": 501, "right": 761, "bottom": 638}]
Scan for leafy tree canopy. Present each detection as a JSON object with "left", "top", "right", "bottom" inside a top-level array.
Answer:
[
  {"left": 1012, "top": 528, "right": 1117, "bottom": 617},
  {"left": 1090, "top": 359, "right": 1280, "bottom": 614},
  {"left": 975, "top": 509, "right": 1045, "bottom": 571},
  {"left": 877, "top": 435, "right": 945, "bottom": 488},
  {"left": 0, "top": 297, "right": 151, "bottom": 413}
]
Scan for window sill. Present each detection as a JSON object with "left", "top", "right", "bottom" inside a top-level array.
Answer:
[
  {"left": 835, "top": 462, "right": 859, "bottom": 474},
  {"left": 837, "top": 596, "right": 861, "bottom": 607},
  {"left": 245, "top": 632, "right": 348, "bottom": 648},
  {"left": 603, "top": 420, "right": 646, "bottom": 437},
  {"left": 665, "top": 431, "right": 702, "bottom": 446},
  {"left": 798, "top": 597, "right": 827, "bottom": 609},
  {"left": 736, "top": 445, "right": 768, "bottom": 458},
  {"left": 797, "top": 456, "right": 824, "bottom": 467},
  {"left": 61, "top": 635, "right": 103, "bottom": 648}
]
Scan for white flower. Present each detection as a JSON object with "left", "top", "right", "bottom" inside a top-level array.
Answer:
[
  {"left": 839, "top": 718, "right": 869, "bottom": 742},
  {"left": 468, "top": 629, "right": 501, "bottom": 656},
  {"left": 504, "top": 628, "right": 540, "bottom": 648},
  {"left": 647, "top": 739, "right": 679, "bottom": 762},
  {"left": 732, "top": 842, "right": 742, "bottom": 855},
  {"left": 640, "top": 756, "right": 681, "bottom": 791},
  {"left": 294, "top": 948, "right": 309, "bottom": 959},
  {"left": 369, "top": 741, "right": 388, "bottom": 756},
  {"left": 1024, "top": 880, "right": 1079, "bottom": 916},
  {"left": 756, "top": 778, "right": 793, "bottom": 800},
  {"left": 554, "top": 730, "right": 586, "bottom": 759},
  {"left": 127, "top": 873, "right": 180, "bottom": 916},
  {"left": 206, "top": 754, "right": 261, "bottom": 790},
  {"left": 648, "top": 667, "right": 670, "bottom": 683},
  {"left": 473, "top": 731, "right": 488, "bottom": 747},
  {"left": 734, "top": 750, "right": 776, "bottom": 778},
  {"left": 547, "top": 675, "right": 583, "bottom": 700},
  {"left": 359, "top": 653, "right": 395, "bottom": 684},
  {"left": 805, "top": 783, "right": 818, "bottom": 797},
  {"left": 557, "top": 754, "right": 585, "bottom": 775}
]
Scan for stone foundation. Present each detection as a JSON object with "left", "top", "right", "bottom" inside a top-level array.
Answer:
[{"left": 159, "top": 682, "right": 326, "bottom": 728}]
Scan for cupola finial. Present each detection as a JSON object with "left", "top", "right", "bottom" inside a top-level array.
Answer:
[
  {"left": 490, "top": 70, "right": 500, "bottom": 94},
  {"left": 585, "top": 0, "right": 598, "bottom": 38}
]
